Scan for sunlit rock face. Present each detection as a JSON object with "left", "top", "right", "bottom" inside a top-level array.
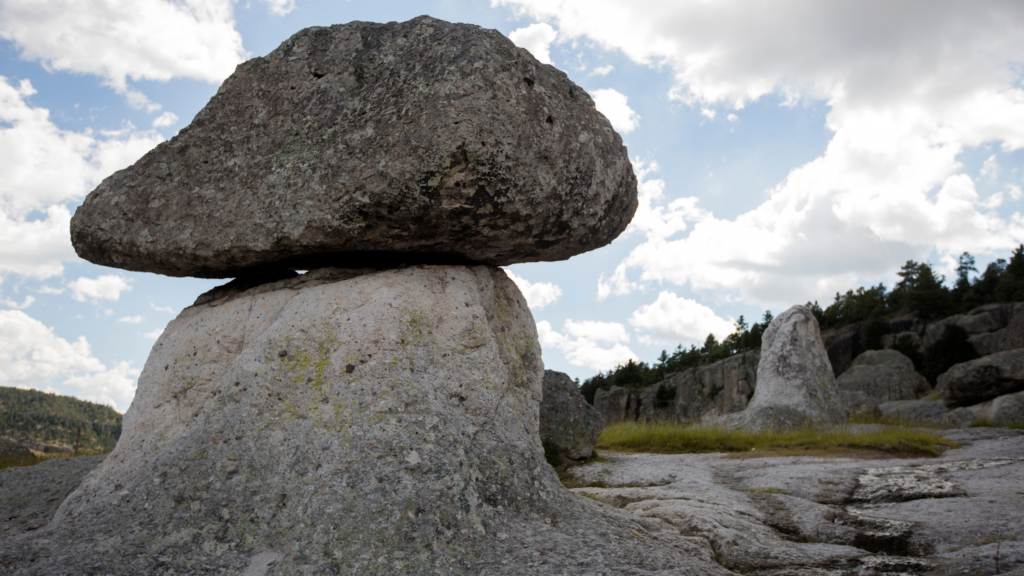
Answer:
[
  {"left": 70, "top": 16, "right": 637, "bottom": 278},
  {"left": 12, "top": 266, "right": 731, "bottom": 575},
  {"left": 716, "top": 305, "right": 845, "bottom": 430}
]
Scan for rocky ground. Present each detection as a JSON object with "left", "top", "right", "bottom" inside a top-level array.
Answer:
[
  {"left": 567, "top": 427, "right": 1024, "bottom": 576},
  {"left": 2, "top": 429, "right": 1021, "bottom": 575}
]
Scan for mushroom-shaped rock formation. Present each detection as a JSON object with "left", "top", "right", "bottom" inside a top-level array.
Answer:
[{"left": 70, "top": 16, "right": 637, "bottom": 278}]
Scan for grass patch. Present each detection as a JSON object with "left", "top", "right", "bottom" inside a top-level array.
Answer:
[
  {"left": 596, "top": 421, "right": 958, "bottom": 459},
  {"left": 848, "top": 412, "right": 953, "bottom": 429},
  {"left": 745, "top": 486, "right": 788, "bottom": 495},
  {"left": 971, "top": 417, "right": 1024, "bottom": 430},
  {"left": 0, "top": 452, "right": 76, "bottom": 470}
]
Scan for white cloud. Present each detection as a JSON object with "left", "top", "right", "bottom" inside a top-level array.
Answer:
[
  {"left": 537, "top": 319, "right": 637, "bottom": 371},
  {"left": 143, "top": 328, "right": 164, "bottom": 340},
  {"left": 508, "top": 22, "right": 558, "bottom": 65},
  {"left": 117, "top": 315, "right": 143, "bottom": 323},
  {"left": 592, "top": 88, "right": 640, "bottom": 133},
  {"left": 727, "top": 113, "right": 739, "bottom": 123},
  {"left": 0, "top": 295, "right": 34, "bottom": 309},
  {"left": 37, "top": 285, "right": 64, "bottom": 295},
  {"left": 261, "top": 0, "right": 296, "bottom": 16},
  {"left": 0, "top": 78, "right": 163, "bottom": 279},
  {"left": 980, "top": 154, "right": 999, "bottom": 180},
  {"left": 496, "top": 0, "right": 1024, "bottom": 307},
  {"left": 700, "top": 107, "right": 716, "bottom": 120},
  {"left": 69, "top": 275, "right": 132, "bottom": 302},
  {"left": 150, "top": 303, "right": 175, "bottom": 314},
  {"left": 151, "top": 111, "right": 178, "bottom": 128},
  {"left": 629, "top": 291, "right": 735, "bottom": 346},
  {"left": 592, "top": 64, "right": 614, "bottom": 76},
  {"left": 0, "top": 310, "right": 138, "bottom": 409},
  {"left": 505, "top": 270, "right": 563, "bottom": 309},
  {"left": 0, "top": 0, "right": 245, "bottom": 108}
]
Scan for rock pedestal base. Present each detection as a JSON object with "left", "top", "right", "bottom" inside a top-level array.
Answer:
[{"left": 1, "top": 266, "right": 729, "bottom": 575}]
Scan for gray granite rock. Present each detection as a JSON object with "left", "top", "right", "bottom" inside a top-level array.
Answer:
[
  {"left": 938, "top": 349, "right": 1024, "bottom": 408},
  {"left": 592, "top": 386, "right": 639, "bottom": 424},
  {"left": 879, "top": 399, "right": 949, "bottom": 423},
  {"left": 539, "top": 370, "right": 603, "bottom": 461},
  {"left": 836, "top": 349, "right": 931, "bottom": 414},
  {"left": 566, "top": 428, "right": 1024, "bottom": 576},
  {"left": 645, "top": 351, "right": 759, "bottom": 423},
  {"left": 70, "top": 17, "right": 637, "bottom": 278},
  {"left": 0, "top": 266, "right": 729, "bottom": 575},
  {"left": 0, "top": 455, "right": 105, "bottom": 542},
  {"left": 737, "top": 305, "right": 845, "bottom": 429},
  {"left": 967, "top": 390, "right": 1024, "bottom": 426}
]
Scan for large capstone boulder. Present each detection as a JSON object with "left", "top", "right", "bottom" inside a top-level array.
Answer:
[
  {"left": 0, "top": 266, "right": 729, "bottom": 575},
  {"left": 938, "top": 349, "right": 1024, "bottom": 408},
  {"left": 539, "top": 370, "right": 603, "bottom": 461},
  {"left": 70, "top": 17, "right": 637, "bottom": 278},
  {"left": 836, "top": 349, "right": 931, "bottom": 414},
  {"left": 729, "top": 305, "right": 844, "bottom": 429}
]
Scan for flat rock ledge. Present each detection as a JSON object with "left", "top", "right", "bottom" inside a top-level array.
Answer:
[
  {"left": 0, "top": 266, "right": 728, "bottom": 576},
  {"left": 70, "top": 16, "right": 637, "bottom": 278}
]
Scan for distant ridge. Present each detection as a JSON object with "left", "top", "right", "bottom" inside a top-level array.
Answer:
[{"left": 0, "top": 386, "right": 122, "bottom": 456}]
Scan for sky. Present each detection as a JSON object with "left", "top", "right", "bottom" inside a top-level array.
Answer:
[{"left": 2, "top": 0, "right": 1023, "bottom": 412}]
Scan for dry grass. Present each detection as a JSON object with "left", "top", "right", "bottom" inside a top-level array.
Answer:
[{"left": 596, "top": 420, "right": 958, "bottom": 459}]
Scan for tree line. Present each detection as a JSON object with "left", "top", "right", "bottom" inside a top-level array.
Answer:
[
  {"left": 580, "top": 245, "right": 1024, "bottom": 404},
  {"left": 0, "top": 386, "right": 123, "bottom": 452}
]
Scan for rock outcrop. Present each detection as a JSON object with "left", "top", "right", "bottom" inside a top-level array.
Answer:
[
  {"left": 641, "top": 351, "right": 760, "bottom": 423},
  {"left": 0, "top": 267, "right": 732, "bottom": 575},
  {"left": 878, "top": 399, "right": 949, "bottom": 423},
  {"left": 539, "top": 370, "right": 603, "bottom": 461},
  {"left": 565, "top": 428, "right": 1024, "bottom": 576},
  {"left": 592, "top": 386, "right": 640, "bottom": 424},
  {"left": 968, "top": 390, "right": 1024, "bottom": 425},
  {"left": 938, "top": 349, "right": 1024, "bottom": 408},
  {"left": 729, "top": 305, "right": 844, "bottom": 429},
  {"left": 836, "top": 350, "right": 931, "bottom": 414},
  {"left": 70, "top": 17, "right": 637, "bottom": 278}
]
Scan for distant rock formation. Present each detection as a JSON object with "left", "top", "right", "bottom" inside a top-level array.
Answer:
[
  {"left": 938, "top": 349, "right": 1024, "bottom": 408},
  {"left": 539, "top": 370, "right": 603, "bottom": 461},
  {"left": 593, "top": 386, "right": 640, "bottom": 424},
  {"left": 836, "top": 349, "right": 931, "bottom": 414},
  {"left": 722, "top": 305, "right": 844, "bottom": 430}
]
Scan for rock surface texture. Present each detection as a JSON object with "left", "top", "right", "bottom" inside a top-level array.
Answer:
[
  {"left": 836, "top": 349, "right": 931, "bottom": 414},
  {"left": 69, "top": 17, "right": 637, "bottom": 278},
  {"left": 0, "top": 266, "right": 730, "bottom": 575},
  {"left": 566, "top": 428, "right": 1024, "bottom": 576},
  {"left": 650, "top": 352, "right": 760, "bottom": 423},
  {"left": 538, "top": 370, "right": 603, "bottom": 461},
  {"left": 938, "top": 349, "right": 1024, "bottom": 408},
  {"left": 728, "top": 305, "right": 844, "bottom": 429},
  {"left": 593, "top": 386, "right": 639, "bottom": 424}
]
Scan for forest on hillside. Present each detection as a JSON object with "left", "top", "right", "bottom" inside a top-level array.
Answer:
[
  {"left": 0, "top": 386, "right": 122, "bottom": 453},
  {"left": 580, "top": 245, "right": 1024, "bottom": 403}
]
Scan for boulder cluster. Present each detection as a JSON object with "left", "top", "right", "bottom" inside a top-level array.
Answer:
[
  {"left": 596, "top": 302, "right": 1024, "bottom": 430},
  {"left": 1, "top": 17, "right": 733, "bottom": 576}
]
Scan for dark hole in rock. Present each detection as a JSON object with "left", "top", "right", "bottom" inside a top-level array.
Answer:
[
  {"left": 545, "top": 115, "right": 554, "bottom": 124},
  {"left": 345, "top": 364, "right": 356, "bottom": 374},
  {"left": 523, "top": 77, "right": 535, "bottom": 87}
]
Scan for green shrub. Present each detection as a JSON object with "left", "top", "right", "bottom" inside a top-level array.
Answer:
[
  {"left": 860, "top": 317, "right": 893, "bottom": 350},
  {"left": 923, "top": 324, "right": 979, "bottom": 384},
  {"left": 891, "top": 334, "right": 925, "bottom": 373}
]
